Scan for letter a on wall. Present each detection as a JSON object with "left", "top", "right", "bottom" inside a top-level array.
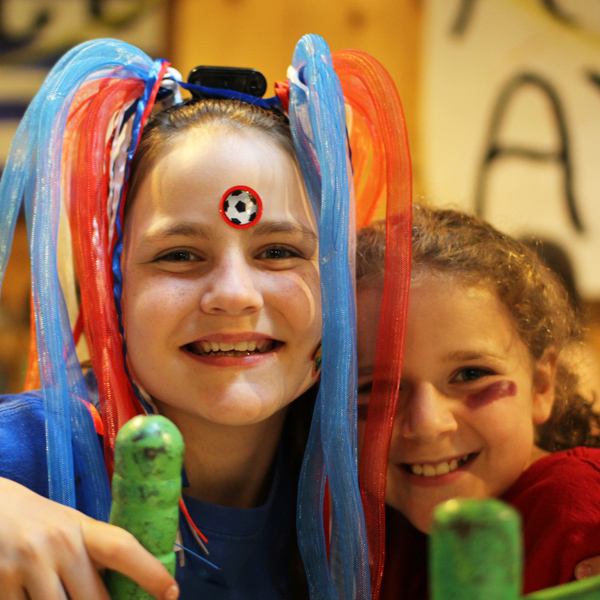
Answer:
[{"left": 421, "top": 0, "right": 600, "bottom": 297}]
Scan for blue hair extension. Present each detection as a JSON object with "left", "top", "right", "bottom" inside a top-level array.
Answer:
[
  {"left": 289, "top": 34, "right": 370, "bottom": 600},
  {"left": 0, "top": 39, "right": 157, "bottom": 519}
]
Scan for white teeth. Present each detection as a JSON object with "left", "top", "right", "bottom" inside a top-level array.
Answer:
[
  {"left": 193, "top": 340, "right": 272, "bottom": 354},
  {"left": 409, "top": 454, "right": 471, "bottom": 477},
  {"left": 436, "top": 462, "right": 450, "bottom": 475},
  {"left": 422, "top": 464, "right": 436, "bottom": 477}
]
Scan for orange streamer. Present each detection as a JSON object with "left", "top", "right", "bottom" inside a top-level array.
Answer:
[{"left": 333, "top": 50, "right": 412, "bottom": 600}]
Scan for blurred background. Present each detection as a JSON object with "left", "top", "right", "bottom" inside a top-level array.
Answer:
[{"left": 0, "top": 0, "right": 599, "bottom": 394}]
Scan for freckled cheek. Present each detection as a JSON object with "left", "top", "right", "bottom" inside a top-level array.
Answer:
[
  {"left": 265, "top": 270, "right": 322, "bottom": 335},
  {"left": 122, "top": 276, "right": 193, "bottom": 345}
]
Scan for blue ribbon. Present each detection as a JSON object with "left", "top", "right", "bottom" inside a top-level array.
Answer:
[
  {"left": 0, "top": 39, "right": 161, "bottom": 519},
  {"left": 289, "top": 34, "right": 370, "bottom": 600}
]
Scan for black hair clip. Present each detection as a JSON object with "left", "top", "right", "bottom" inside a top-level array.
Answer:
[
  {"left": 187, "top": 66, "right": 267, "bottom": 98},
  {"left": 179, "top": 65, "right": 285, "bottom": 114}
]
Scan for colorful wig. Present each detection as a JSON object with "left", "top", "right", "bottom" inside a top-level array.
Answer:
[{"left": 0, "top": 39, "right": 171, "bottom": 519}]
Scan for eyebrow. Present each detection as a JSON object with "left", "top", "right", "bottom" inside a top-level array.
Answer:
[
  {"left": 142, "top": 219, "right": 318, "bottom": 244},
  {"left": 250, "top": 220, "right": 318, "bottom": 243},
  {"left": 144, "top": 222, "right": 213, "bottom": 241},
  {"left": 444, "top": 350, "right": 505, "bottom": 362}
]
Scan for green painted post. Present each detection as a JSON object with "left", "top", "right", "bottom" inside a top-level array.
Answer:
[
  {"left": 104, "top": 415, "right": 184, "bottom": 600},
  {"left": 430, "top": 498, "right": 600, "bottom": 600},
  {"left": 430, "top": 498, "right": 522, "bottom": 600}
]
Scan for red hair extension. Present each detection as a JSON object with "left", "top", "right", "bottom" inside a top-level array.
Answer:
[{"left": 333, "top": 50, "right": 412, "bottom": 600}]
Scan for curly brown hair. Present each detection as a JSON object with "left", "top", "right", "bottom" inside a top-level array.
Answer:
[{"left": 356, "top": 205, "right": 600, "bottom": 452}]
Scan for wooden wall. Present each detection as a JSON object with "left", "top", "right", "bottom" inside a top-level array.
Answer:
[
  {"left": 0, "top": 0, "right": 423, "bottom": 394},
  {"left": 168, "top": 0, "right": 423, "bottom": 191},
  {"left": 6, "top": 1, "right": 598, "bottom": 395}
]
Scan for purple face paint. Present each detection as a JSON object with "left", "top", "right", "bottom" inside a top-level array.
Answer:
[{"left": 466, "top": 380, "right": 517, "bottom": 408}]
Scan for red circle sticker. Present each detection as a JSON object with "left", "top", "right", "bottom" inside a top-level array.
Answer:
[{"left": 219, "top": 186, "right": 263, "bottom": 229}]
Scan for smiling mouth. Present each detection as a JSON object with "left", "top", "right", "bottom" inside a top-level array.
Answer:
[
  {"left": 185, "top": 339, "right": 280, "bottom": 357},
  {"left": 403, "top": 453, "right": 478, "bottom": 477}
]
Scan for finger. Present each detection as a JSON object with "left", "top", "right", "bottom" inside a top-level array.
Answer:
[
  {"left": 82, "top": 520, "right": 179, "bottom": 600},
  {"left": 22, "top": 569, "right": 67, "bottom": 600},
  {"left": 0, "top": 534, "right": 68, "bottom": 600},
  {"left": 0, "top": 581, "right": 28, "bottom": 600},
  {"left": 575, "top": 557, "right": 600, "bottom": 580},
  {"left": 575, "top": 562, "right": 592, "bottom": 580},
  {"left": 0, "top": 563, "right": 27, "bottom": 600},
  {"left": 59, "top": 553, "right": 110, "bottom": 600}
]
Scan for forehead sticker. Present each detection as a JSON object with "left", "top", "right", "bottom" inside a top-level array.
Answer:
[{"left": 219, "top": 186, "right": 263, "bottom": 229}]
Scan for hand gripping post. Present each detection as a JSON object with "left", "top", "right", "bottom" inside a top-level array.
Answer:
[{"left": 105, "top": 415, "right": 184, "bottom": 599}]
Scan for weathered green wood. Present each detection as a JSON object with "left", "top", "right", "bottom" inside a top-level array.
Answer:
[
  {"left": 430, "top": 498, "right": 600, "bottom": 600},
  {"left": 430, "top": 498, "right": 522, "bottom": 600},
  {"left": 104, "top": 415, "right": 184, "bottom": 600},
  {"left": 525, "top": 575, "right": 600, "bottom": 600}
]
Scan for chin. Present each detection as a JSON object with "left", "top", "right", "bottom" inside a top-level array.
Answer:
[
  {"left": 208, "top": 389, "right": 290, "bottom": 425},
  {"left": 386, "top": 496, "right": 435, "bottom": 534},
  {"left": 397, "top": 507, "right": 433, "bottom": 534},
  {"left": 209, "top": 406, "right": 279, "bottom": 427},
  {"left": 413, "top": 514, "right": 434, "bottom": 534}
]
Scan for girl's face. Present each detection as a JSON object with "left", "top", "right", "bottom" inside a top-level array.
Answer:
[
  {"left": 357, "top": 273, "right": 555, "bottom": 533},
  {"left": 122, "top": 130, "right": 321, "bottom": 428}
]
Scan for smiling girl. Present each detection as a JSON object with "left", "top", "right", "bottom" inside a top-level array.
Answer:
[
  {"left": 0, "top": 31, "right": 337, "bottom": 598},
  {"left": 0, "top": 95, "right": 323, "bottom": 600},
  {"left": 356, "top": 206, "right": 600, "bottom": 597}
]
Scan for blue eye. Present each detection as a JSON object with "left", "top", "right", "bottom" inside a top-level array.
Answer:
[
  {"left": 453, "top": 367, "right": 493, "bottom": 383},
  {"left": 159, "top": 250, "right": 196, "bottom": 262},
  {"left": 260, "top": 246, "right": 298, "bottom": 260}
]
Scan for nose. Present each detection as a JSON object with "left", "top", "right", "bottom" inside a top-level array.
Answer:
[
  {"left": 200, "top": 251, "right": 264, "bottom": 316},
  {"left": 399, "top": 383, "right": 457, "bottom": 443}
]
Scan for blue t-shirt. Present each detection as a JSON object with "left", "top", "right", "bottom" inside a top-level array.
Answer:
[
  {"left": 0, "top": 391, "right": 299, "bottom": 599},
  {"left": 177, "top": 445, "right": 296, "bottom": 599}
]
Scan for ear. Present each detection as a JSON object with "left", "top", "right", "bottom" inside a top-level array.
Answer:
[{"left": 531, "top": 347, "right": 557, "bottom": 426}]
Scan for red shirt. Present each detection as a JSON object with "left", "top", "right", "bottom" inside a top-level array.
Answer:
[
  {"left": 381, "top": 447, "right": 600, "bottom": 598},
  {"left": 501, "top": 447, "right": 600, "bottom": 593}
]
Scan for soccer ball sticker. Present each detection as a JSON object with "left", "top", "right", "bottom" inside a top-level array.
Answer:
[{"left": 219, "top": 186, "right": 263, "bottom": 229}]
